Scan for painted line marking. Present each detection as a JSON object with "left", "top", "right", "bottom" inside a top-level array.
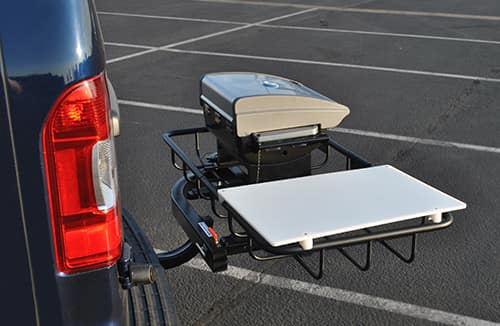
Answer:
[
  {"left": 98, "top": 11, "right": 247, "bottom": 26},
  {"left": 105, "top": 41, "right": 155, "bottom": 50},
  {"left": 182, "top": 258, "right": 499, "bottom": 326},
  {"left": 157, "top": 8, "right": 317, "bottom": 49},
  {"left": 261, "top": 24, "right": 500, "bottom": 45},
  {"left": 117, "top": 99, "right": 203, "bottom": 115},
  {"left": 332, "top": 128, "right": 500, "bottom": 154},
  {"left": 106, "top": 8, "right": 317, "bottom": 64},
  {"left": 119, "top": 99, "right": 500, "bottom": 154},
  {"left": 163, "top": 48, "right": 500, "bottom": 83},
  {"left": 200, "top": 0, "right": 500, "bottom": 21},
  {"left": 99, "top": 11, "right": 500, "bottom": 45},
  {"left": 105, "top": 41, "right": 500, "bottom": 83},
  {"left": 106, "top": 48, "right": 158, "bottom": 64},
  {"left": 104, "top": 42, "right": 154, "bottom": 63}
]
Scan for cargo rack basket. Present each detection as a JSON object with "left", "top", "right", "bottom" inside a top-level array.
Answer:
[{"left": 157, "top": 127, "right": 458, "bottom": 279}]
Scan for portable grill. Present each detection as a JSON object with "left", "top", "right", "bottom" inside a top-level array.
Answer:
[
  {"left": 158, "top": 72, "right": 466, "bottom": 279},
  {"left": 200, "top": 72, "right": 349, "bottom": 183}
]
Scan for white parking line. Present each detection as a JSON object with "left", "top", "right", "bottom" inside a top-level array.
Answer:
[
  {"left": 106, "top": 48, "right": 158, "bottom": 64},
  {"left": 120, "top": 99, "right": 500, "bottom": 155},
  {"left": 262, "top": 24, "right": 500, "bottom": 45},
  {"left": 183, "top": 258, "right": 499, "bottom": 326},
  {"left": 105, "top": 41, "right": 154, "bottom": 50},
  {"left": 158, "top": 8, "right": 317, "bottom": 49},
  {"left": 117, "top": 99, "right": 203, "bottom": 115},
  {"left": 332, "top": 128, "right": 500, "bottom": 154},
  {"left": 104, "top": 41, "right": 500, "bottom": 82},
  {"left": 106, "top": 8, "right": 317, "bottom": 64},
  {"left": 99, "top": 11, "right": 246, "bottom": 26},
  {"left": 104, "top": 42, "right": 155, "bottom": 64},
  {"left": 163, "top": 48, "right": 500, "bottom": 83},
  {"left": 99, "top": 11, "right": 500, "bottom": 45},
  {"left": 200, "top": 0, "right": 500, "bottom": 21}
]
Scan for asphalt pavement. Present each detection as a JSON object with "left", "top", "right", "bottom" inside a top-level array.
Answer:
[{"left": 96, "top": 0, "right": 500, "bottom": 325}]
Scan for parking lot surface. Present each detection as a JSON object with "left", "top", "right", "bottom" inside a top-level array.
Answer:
[{"left": 96, "top": 0, "right": 500, "bottom": 324}]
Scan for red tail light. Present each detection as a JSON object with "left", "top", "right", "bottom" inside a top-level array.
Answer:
[{"left": 42, "top": 73, "right": 122, "bottom": 274}]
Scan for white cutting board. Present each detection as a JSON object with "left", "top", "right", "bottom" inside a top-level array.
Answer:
[{"left": 218, "top": 165, "right": 466, "bottom": 250}]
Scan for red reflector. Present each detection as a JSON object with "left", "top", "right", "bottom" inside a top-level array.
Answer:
[
  {"left": 63, "top": 209, "right": 121, "bottom": 269},
  {"left": 43, "top": 73, "right": 122, "bottom": 274}
]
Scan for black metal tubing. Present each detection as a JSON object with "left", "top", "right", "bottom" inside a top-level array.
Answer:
[
  {"left": 221, "top": 235, "right": 251, "bottom": 256},
  {"left": 163, "top": 129, "right": 368, "bottom": 197},
  {"left": 228, "top": 215, "right": 247, "bottom": 238},
  {"left": 163, "top": 128, "right": 218, "bottom": 197},
  {"left": 294, "top": 250, "right": 324, "bottom": 280},
  {"left": 338, "top": 242, "right": 372, "bottom": 271},
  {"left": 380, "top": 234, "right": 417, "bottom": 263},
  {"left": 328, "top": 138, "right": 372, "bottom": 169},
  {"left": 211, "top": 197, "right": 229, "bottom": 218},
  {"left": 223, "top": 201, "right": 454, "bottom": 256},
  {"left": 311, "top": 144, "right": 330, "bottom": 170},
  {"left": 248, "top": 238, "right": 325, "bottom": 279},
  {"left": 161, "top": 127, "right": 456, "bottom": 278},
  {"left": 167, "top": 176, "right": 453, "bottom": 273},
  {"left": 365, "top": 219, "right": 422, "bottom": 264},
  {"left": 248, "top": 238, "right": 291, "bottom": 261},
  {"left": 169, "top": 178, "right": 227, "bottom": 272},
  {"left": 157, "top": 240, "right": 198, "bottom": 269}
]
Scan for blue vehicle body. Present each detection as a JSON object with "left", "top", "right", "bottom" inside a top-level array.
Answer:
[{"left": 1, "top": 1, "right": 176, "bottom": 325}]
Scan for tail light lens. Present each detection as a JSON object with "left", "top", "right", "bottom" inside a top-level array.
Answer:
[{"left": 42, "top": 73, "right": 122, "bottom": 274}]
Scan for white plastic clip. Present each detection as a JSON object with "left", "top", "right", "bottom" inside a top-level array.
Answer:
[
  {"left": 299, "top": 238, "right": 313, "bottom": 250},
  {"left": 429, "top": 212, "right": 442, "bottom": 223}
]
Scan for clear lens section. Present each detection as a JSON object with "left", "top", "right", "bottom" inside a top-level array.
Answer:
[{"left": 92, "top": 137, "right": 118, "bottom": 211}]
